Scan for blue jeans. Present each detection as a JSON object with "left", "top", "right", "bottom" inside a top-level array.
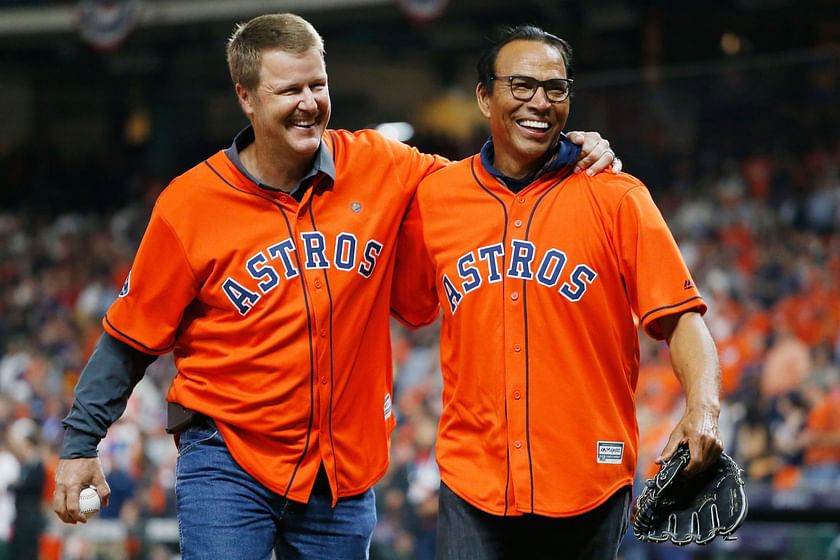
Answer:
[
  {"left": 175, "top": 422, "right": 377, "bottom": 560},
  {"left": 436, "top": 482, "right": 630, "bottom": 560}
]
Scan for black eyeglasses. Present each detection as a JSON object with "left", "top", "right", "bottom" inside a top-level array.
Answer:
[{"left": 490, "top": 75, "right": 573, "bottom": 103}]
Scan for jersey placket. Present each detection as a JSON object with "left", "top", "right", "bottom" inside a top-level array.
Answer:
[
  {"left": 294, "top": 197, "right": 339, "bottom": 493},
  {"left": 504, "top": 191, "right": 533, "bottom": 512}
]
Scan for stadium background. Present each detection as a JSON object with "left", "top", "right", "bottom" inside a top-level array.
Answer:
[{"left": 0, "top": 0, "right": 838, "bottom": 558}]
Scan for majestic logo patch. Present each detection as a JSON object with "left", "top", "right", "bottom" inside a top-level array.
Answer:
[
  {"left": 597, "top": 441, "right": 624, "bottom": 464},
  {"left": 683, "top": 279, "right": 694, "bottom": 290},
  {"left": 118, "top": 271, "right": 131, "bottom": 298}
]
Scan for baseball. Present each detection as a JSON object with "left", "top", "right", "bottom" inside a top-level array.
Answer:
[{"left": 79, "top": 486, "right": 100, "bottom": 515}]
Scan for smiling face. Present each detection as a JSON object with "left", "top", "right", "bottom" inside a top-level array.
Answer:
[
  {"left": 236, "top": 47, "right": 331, "bottom": 166},
  {"left": 476, "top": 39, "right": 570, "bottom": 179}
]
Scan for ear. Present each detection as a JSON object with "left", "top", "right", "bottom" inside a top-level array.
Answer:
[
  {"left": 476, "top": 82, "right": 492, "bottom": 119},
  {"left": 235, "top": 83, "right": 254, "bottom": 119}
]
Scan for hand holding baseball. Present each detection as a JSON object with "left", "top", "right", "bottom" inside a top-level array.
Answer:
[
  {"left": 79, "top": 486, "right": 101, "bottom": 517},
  {"left": 52, "top": 457, "right": 111, "bottom": 524}
]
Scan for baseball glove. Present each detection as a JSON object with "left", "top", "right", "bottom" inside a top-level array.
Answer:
[{"left": 632, "top": 444, "right": 748, "bottom": 546}]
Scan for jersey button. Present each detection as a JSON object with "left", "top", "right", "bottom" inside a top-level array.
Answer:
[
  {"left": 513, "top": 219, "right": 523, "bottom": 228},
  {"left": 279, "top": 195, "right": 289, "bottom": 203},
  {"left": 320, "top": 375, "right": 328, "bottom": 384},
  {"left": 514, "top": 440, "right": 522, "bottom": 449},
  {"left": 513, "top": 390, "right": 521, "bottom": 400},
  {"left": 510, "top": 291, "right": 519, "bottom": 301},
  {"left": 516, "top": 196, "right": 526, "bottom": 204},
  {"left": 314, "top": 279, "right": 322, "bottom": 289},
  {"left": 319, "top": 328, "right": 327, "bottom": 338},
  {"left": 514, "top": 343, "right": 521, "bottom": 352}
]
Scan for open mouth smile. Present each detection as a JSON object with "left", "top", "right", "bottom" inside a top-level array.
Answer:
[
  {"left": 518, "top": 119, "right": 550, "bottom": 130},
  {"left": 516, "top": 119, "right": 551, "bottom": 136}
]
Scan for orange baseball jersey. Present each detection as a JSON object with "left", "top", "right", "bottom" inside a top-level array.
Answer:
[
  {"left": 104, "top": 128, "right": 446, "bottom": 504},
  {"left": 392, "top": 155, "right": 706, "bottom": 517}
]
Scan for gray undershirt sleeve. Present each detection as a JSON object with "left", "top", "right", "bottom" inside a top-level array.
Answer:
[{"left": 60, "top": 332, "right": 157, "bottom": 458}]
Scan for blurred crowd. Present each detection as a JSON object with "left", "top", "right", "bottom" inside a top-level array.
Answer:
[{"left": 1, "top": 58, "right": 839, "bottom": 559}]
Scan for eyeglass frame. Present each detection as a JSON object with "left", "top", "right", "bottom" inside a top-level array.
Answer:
[{"left": 489, "top": 75, "right": 574, "bottom": 103}]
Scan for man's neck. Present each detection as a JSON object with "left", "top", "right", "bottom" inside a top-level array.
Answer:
[
  {"left": 492, "top": 154, "right": 547, "bottom": 181},
  {"left": 479, "top": 135, "right": 580, "bottom": 190},
  {"left": 240, "top": 141, "right": 314, "bottom": 193}
]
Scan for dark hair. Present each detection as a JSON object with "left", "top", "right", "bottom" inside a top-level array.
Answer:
[{"left": 476, "top": 25, "right": 573, "bottom": 92}]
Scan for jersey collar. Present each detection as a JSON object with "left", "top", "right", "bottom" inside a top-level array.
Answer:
[
  {"left": 224, "top": 125, "right": 336, "bottom": 200},
  {"left": 479, "top": 133, "right": 581, "bottom": 192}
]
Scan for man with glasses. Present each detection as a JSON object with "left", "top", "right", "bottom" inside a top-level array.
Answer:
[
  {"left": 492, "top": 74, "right": 573, "bottom": 104},
  {"left": 392, "top": 25, "right": 723, "bottom": 559}
]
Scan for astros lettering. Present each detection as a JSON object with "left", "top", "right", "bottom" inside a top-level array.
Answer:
[
  {"left": 223, "top": 232, "right": 384, "bottom": 315},
  {"left": 442, "top": 239, "right": 597, "bottom": 313}
]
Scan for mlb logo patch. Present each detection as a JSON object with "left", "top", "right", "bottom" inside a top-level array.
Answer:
[
  {"left": 118, "top": 271, "right": 131, "bottom": 298},
  {"left": 597, "top": 441, "right": 624, "bottom": 464}
]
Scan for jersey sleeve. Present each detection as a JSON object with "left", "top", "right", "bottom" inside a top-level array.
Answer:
[
  {"left": 389, "top": 136, "right": 450, "bottom": 194},
  {"left": 103, "top": 203, "right": 199, "bottom": 354},
  {"left": 391, "top": 194, "right": 440, "bottom": 328},
  {"left": 614, "top": 185, "right": 706, "bottom": 340}
]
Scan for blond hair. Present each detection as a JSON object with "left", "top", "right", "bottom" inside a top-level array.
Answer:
[{"left": 226, "top": 13, "right": 325, "bottom": 90}]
